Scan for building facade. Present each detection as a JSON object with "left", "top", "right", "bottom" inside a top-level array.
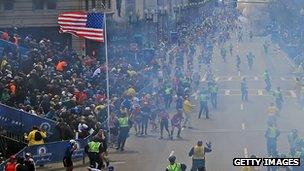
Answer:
[{"left": 0, "top": 0, "right": 115, "bottom": 50}]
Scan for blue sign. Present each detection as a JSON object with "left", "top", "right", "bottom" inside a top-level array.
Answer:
[
  {"left": 0, "top": 103, "right": 59, "bottom": 141},
  {"left": 0, "top": 138, "right": 89, "bottom": 170}
]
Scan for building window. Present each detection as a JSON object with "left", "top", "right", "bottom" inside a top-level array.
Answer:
[
  {"left": 33, "top": 0, "right": 44, "bottom": 10},
  {"left": 85, "top": 0, "right": 89, "bottom": 11},
  {"left": 3, "top": 0, "right": 14, "bottom": 10},
  {"left": 47, "top": 0, "right": 57, "bottom": 9},
  {"left": 92, "top": 0, "right": 96, "bottom": 9}
]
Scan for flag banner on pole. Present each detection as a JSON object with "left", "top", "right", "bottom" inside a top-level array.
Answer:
[{"left": 58, "top": 11, "right": 104, "bottom": 42}]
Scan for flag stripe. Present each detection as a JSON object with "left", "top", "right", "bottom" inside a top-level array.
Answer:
[
  {"left": 58, "top": 17, "right": 87, "bottom": 22},
  {"left": 58, "top": 11, "right": 104, "bottom": 42},
  {"left": 58, "top": 22, "right": 86, "bottom": 26},
  {"left": 60, "top": 26, "right": 103, "bottom": 32}
]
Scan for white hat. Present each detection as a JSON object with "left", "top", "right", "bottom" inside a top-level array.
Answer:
[{"left": 69, "top": 139, "right": 76, "bottom": 145}]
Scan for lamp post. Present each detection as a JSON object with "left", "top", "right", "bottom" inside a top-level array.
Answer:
[{"left": 144, "top": 9, "right": 154, "bottom": 47}]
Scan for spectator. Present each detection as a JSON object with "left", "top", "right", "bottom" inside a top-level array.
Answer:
[
  {"left": 24, "top": 153, "right": 35, "bottom": 171},
  {"left": 24, "top": 126, "right": 47, "bottom": 146},
  {"left": 4, "top": 155, "right": 17, "bottom": 171},
  {"left": 15, "top": 157, "right": 28, "bottom": 171}
]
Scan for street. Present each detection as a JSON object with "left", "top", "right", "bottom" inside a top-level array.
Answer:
[
  {"left": 36, "top": 30, "right": 302, "bottom": 171},
  {"left": 107, "top": 34, "right": 301, "bottom": 171}
]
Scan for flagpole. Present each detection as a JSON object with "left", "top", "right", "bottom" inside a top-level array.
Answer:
[{"left": 103, "top": 12, "right": 111, "bottom": 142}]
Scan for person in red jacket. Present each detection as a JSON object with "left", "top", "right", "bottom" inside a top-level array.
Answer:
[{"left": 5, "top": 155, "right": 17, "bottom": 171}]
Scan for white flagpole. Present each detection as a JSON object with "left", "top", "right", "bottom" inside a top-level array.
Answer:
[{"left": 103, "top": 12, "right": 111, "bottom": 141}]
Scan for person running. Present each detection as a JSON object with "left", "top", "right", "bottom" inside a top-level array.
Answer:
[
  {"left": 159, "top": 108, "right": 171, "bottom": 139},
  {"left": 220, "top": 47, "right": 227, "bottom": 62},
  {"left": 272, "top": 87, "right": 283, "bottom": 112},
  {"left": 141, "top": 102, "right": 151, "bottom": 135},
  {"left": 236, "top": 55, "right": 241, "bottom": 72},
  {"left": 209, "top": 82, "right": 219, "bottom": 109},
  {"left": 241, "top": 77, "right": 248, "bottom": 102},
  {"left": 263, "top": 70, "right": 271, "bottom": 91},
  {"left": 130, "top": 104, "right": 142, "bottom": 136},
  {"left": 247, "top": 52, "right": 255, "bottom": 70},
  {"left": 263, "top": 41, "right": 269, "bottom": 54},
  {"left": 229, "top": 43, "right": 233, "bottom": 56},
  {"left": 267, "top": 103, "right": 278, "bottom": 126},
  {"left": 198, "top": 88, "right": 209, "bottom": 119},
  {"left": 170, "top": 109, "right": 184, "bottom": 140},
  {"left": 63, "top": 139, "right": 77, "bottom": 171}
]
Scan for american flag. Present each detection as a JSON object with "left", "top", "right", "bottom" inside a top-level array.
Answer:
[{"left": 58, "top": 11, "right": 104, "bottom": 42}]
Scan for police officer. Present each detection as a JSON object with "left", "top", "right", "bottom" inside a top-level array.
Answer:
[
  {"left": 209, "top": 82, "right": 218, "bottom": 109},
  {"left": 241, "top": 77, "right": 248, "bottom": 102},
  {"left": 198, "top": 88, "right": 209, "bottom": 119},
  {"left": 265, "top": 123, "right": 280, "bottom": 156},
  {"left": 189, "top": 140, "right": 212, "bottom": 171},
  {"left": 116, "top": 112, "right": 131, "bottom": 151},
  {"left": 166, "top": 156, "right": 186, "bottom": 171},
  {"left": 85, "top": 137, "right": 104, "bottom": 169}
]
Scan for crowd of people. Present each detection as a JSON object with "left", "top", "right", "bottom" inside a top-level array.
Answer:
[{"left": 0, "top": 1, "right": 242, "bottom": 171}]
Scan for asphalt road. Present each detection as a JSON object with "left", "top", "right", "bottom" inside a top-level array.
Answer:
[
  {"left": 106, "top": 34, "right": 302, "bottom": 171},
  {"left": 40, "top": 33, "right": 303, "bottom": 171}
]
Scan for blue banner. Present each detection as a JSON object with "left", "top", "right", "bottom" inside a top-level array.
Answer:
[
  {"left": 0, "top": 138, "right": 89, "bottom": 170},
  {"left": 0, "top": 103, "right": 59, "bottom": 141}
]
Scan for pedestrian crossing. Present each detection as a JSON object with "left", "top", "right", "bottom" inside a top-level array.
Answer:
[
  {"left": 192, "top": 89, "right": 297, "bottom": 98},
  {"left": 205, "top": 76, "right": 297, "bottom": 82},
  {"left": 214, "top": 89, "right": 297, "bottom": 97}
]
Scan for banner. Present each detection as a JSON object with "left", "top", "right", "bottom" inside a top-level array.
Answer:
[
  {"left": 0, "top": 103, "right": 59, "bottom": 141},
  {"left": 0, "top": 138, "right": 90, "bottom": 170}
]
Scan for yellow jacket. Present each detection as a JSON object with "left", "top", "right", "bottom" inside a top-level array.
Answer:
[
  {"left": 183, "top": 99, "right": 193, "bottom": 113},
  {"left": 126, "top": 87, "right": 136, "bottom": 96},
  {"left": 241, "top": 166, "right": 259, "bottom": 171},
  {"left": 25, "top": 130, "right": 47, "bottom": 146}
]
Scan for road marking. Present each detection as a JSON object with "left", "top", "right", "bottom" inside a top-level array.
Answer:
[
  {"left": 254, "top": 76, "right": 258, "bottom": 81},
  {"left": 290, "top": 90, "right": 297, "bottom": 98},
  {"left": 240, "top": 104, "right": 244, "bottom": 110},
  {"left": 238, "top": 71, "right": 241, "bottom": 76},
  {"left": 228, "top": 77, "right": 232, "bottom": 81},
  {"left": 244, "top": 148, "right": 248, "bottom": 158},
  {"left": 280, "top": 77, "right": 286, "bottom": 81},
  {"left": 258, "top": 89, "right": 263, "bottom": 96},
  {"left": 225, "top": 90, "right": 230, "bottom": 95},
  {"left": 215, "top": 77, "right": 219, "bottom": 82},
  {"left": 242, "top": 123, "right": 245, "bottom": 130},
  {"left": 169, "top": 150, "right": 175, "bottom": 157}
]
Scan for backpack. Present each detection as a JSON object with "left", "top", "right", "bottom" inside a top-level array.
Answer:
[{"left": 34, "top": 131, "right": 43, "bottom": 141}]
